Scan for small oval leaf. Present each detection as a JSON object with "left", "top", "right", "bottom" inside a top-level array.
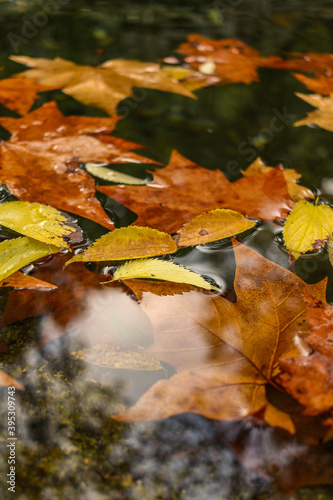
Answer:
[
  {"left": 105, "top": 258, "right": 220, "bottom": 291},
  {"left": 0, "top": 201, "right": 81, "bottom": 248},
  {"left": 66, "top": 226, "right": 177, "bottom": 265},
  {"left": 0, "top": 236, "right": 59, "bottom": 281},
  {"left": 175, "top": 208, "right": 256, "bottom": 246},
  {"left": 71, "top": 343, "right": 164, "bottom": 372},
  {"left": 85, "top": 162, "right": 148, "bottom": 185}
]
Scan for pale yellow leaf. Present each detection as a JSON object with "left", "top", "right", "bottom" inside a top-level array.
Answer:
[
  {"left": 0, "top": 201, "right": 79, "bottom": 248},
  {"left": 85, "top": 163, "right": 147, "bottom": 185},
  {"left": 294, "top": 93, "right": 333, "bottom": 132},
  {"left": 175, "top": 208, "right": 255, "bottom": 247},
  {"left": 106, "top": 258, "right": 220, "bottom": 291},
  {"left": 66, "top": 226, "right": 177, "bottom": 265},
  {"left": 71, "top": 343, "right": 164, "bottom": 372},
  {"left": 0, "top": 236, "right": 59, "bottom": 281}
]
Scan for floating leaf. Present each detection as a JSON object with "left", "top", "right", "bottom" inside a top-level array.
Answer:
[
  {"left": 10, "top": 56, "right": 195, "bottom": 116},
  {"left": 0, "top": 237, "right": 59, "bottom": 281},
  {"left": 66, "top": 227, "right": 177, "bottom": 265},
  {"left": 107, "top": 258, "right": 219, "bottom": 291},
  {"left": 283, "top": 200, "right": 333, "bottom": 258},
  {"left": 0, "top": 201, "right": 81, "bottom": 248},
  {"left": 294, "top": 93, "right": 333, "bottom": 132},
  {"left": 85, "top": 163, "right": 147, "bottom": 185},
  {"left": 175, "top": 208, "right": 256, "bottom": 247},
  {"left": 0, "top": 77, "right": 51, "bottom": 115},
  {"left": 0, "top": 271, "right": 57, "bottom": 289},
  {"left": 242, "top": 157, "right": 314, "bottom": 201},
  {"left": 98, "top": 151, "right": 294, "bottom": 232},
  {"left": 71, "top": 343, "right": 164, "bottom": 372}
]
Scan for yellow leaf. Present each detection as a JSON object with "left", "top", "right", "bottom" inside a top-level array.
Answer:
[
  {"left": 71, "top": 344, "right": 164, "bottom": 372},
  {"left": 0, "top": 201, "right": 80, "bottom": 248},
  {"left": 106, "top": 258, "right": 220, "bottom": 291},
  {"left": 242, "top": 157, "right": 314, "bottom": 201},
  {"left": 10, "top": 56, "right": 195, "bottom": 116},
  {"left": 175, "top": 208, "right": 255, "bottom": 247},
  {"left": 283, "top": 200, "right": 333, "bottom": 258},
  {"left": 65, "top": 226, "right": 177, "bottom": 265},
  {"left": 294, "top": 93, "right": 333, "bottom": 132},
  {"left": 85, "top": 163, "right": 147, "bottom": 185},
  {"left": 0, "top": 237, "right": 59, "bottom": 281}
]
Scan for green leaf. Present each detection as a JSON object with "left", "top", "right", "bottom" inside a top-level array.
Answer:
[
  {"left": 283, "top": 200, "right": 333, "bottom": 258},
  {"left": 71, "top": 343, "right": 164, "bottom": 372},
  {"left": 105, "top": 258, "right": 220, "bottom": 291},
  {"left": 85, "top": 162, "right": 148, "bottom": 185},
  {"left": 175, "top": 208, "right": 256, "bottom": 247},
  {"left": 0, "top": 236, "right": 59, "bottom": 281},
  {"left": 0, "top": 201, "right": 80, "bottom": 248},
  {"left": 65, "top": 226, "right": 177, "bottom": 265}
]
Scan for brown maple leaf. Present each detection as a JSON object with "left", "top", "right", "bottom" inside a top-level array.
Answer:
[
  {"left": 10, "top": 56, "right": 195, "bottom": 116},
  {"left": 98, "top": 151, "right": 295, "bottom": 232},
  {"left": 174, "top": 34, "right": 284, "bottom": 85},
  {"left": 278, "top": 291, "right": 333, "bottom": 416},
  {"left": 0, "top": 77, "right": 51, "bottom": 115},
  {"left": 0, "top": 102, "right": 157, "bottom": 229},
  {"left": 114, "top": 242, "right": 325, "bottom": 425}
]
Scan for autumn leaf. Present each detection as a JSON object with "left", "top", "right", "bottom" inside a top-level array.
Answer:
[
  {"left": 114, "top": 242, "right": 321, "bottom": 423},
  {"left": 0, "top": 201, "right": 82, "bottom": 248},
  {"left": 293, "top": 73, "right": 333, "bottom": 96},
  {"left": 10, "top": 56, "right": 195, "bottom": 116},
  {"left": 0, "top": 101, "right": 120, "bottom": 141},
  {"left": 174, "top": 208, "right": 256, "bottom": 247},
  {"left": 66, "top": 227, "right": 177, "bottom": 265},
  {"left": 0, "top": 369, "right": 24, "bottom": 390},
  {"left": 283, "top": 200, "right": 333, "bottom": 258},
  {"left": 71, "top": 343, "right": 164, "bottom": 372},
  {"left": 173, "top": 34, "right": 284, "bottom": 85},
  {"left": 294, "top": 93, "right": 333, "bottom": 132},
  {"left": 98, "top": 151, "right": 295, "bottom": 232},
  {"left": 0, "top": 237, "right": 59, "bottom": 281},
  {"left": 85, "top": 162, "right": 148, "bottom": 185},
  {"left": 0, "top": 76, "right": 51, "bottom": 115},
  {"left": 0, "top": 271, "right": 57, "bottom": 290},
  {"left": 278, "top": 290, "right": 333, "bottom": 416},
  {"left": 242, "top": 157, "right": 314, "bottom": 202},
  {"left": 107, "top": 258, "right": 220, "bottom": 291}
]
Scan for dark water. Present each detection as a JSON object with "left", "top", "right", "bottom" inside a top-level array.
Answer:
[{"left": 1, "top": 1, "right": 333, "bottom": 498}]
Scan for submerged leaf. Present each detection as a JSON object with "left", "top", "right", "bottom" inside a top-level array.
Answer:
[
  {"left": 0, "top": 237, "right": 59, "bottom": 281},
  {"left": 71, "top": 343, "right": 164, "bottom": 372},
  {"left": 66, "top": 227, "right": 177, "bottom": 265},
  {"left": 283, "top": 200, "right": 333, "bottom": 258},
  {"left": 0, "top": 201, "right": 81, "bottom": 248},
  {"left": 175, "top": 208, "right": 256, "bottom": 246},
  {"left": 85, "top": 163, "right": 147, "bottom": 185},
  {"left": 115, "top": 242, "right": 321, "bottom": 423},
  {"left": 107, "top": 258, "right": 220, "bottom": 291},
  {"left": 10, "top": 56, "right": 195, "bottom": 116},
  {"left": 0, "top": 369, "right": 24, "bottom": 390}
]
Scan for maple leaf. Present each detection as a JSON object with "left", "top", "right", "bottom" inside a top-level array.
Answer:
[
  {"left": 293, "top": 73, "right": 333, "bottom": 95},
  {"left": 98, "top": 151, "right": 295, "bottom": 232},
  {"left": 294, "top": 93, "right": 333, "bottom": 132},
  {"left": 173, "top": 34, "right": 284, "bottom": 85},
  {"left": 10, "top": 56, "right": 195, "bottom": 116},
  {"left": 278, "top": 291, "right": 333, "bottom": 416},
  {"left": 114, "top": 242, "right": 325, "bottom": 424},
  {"left": 0, "top": 77, "right": 51, "bottom": 115}
]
